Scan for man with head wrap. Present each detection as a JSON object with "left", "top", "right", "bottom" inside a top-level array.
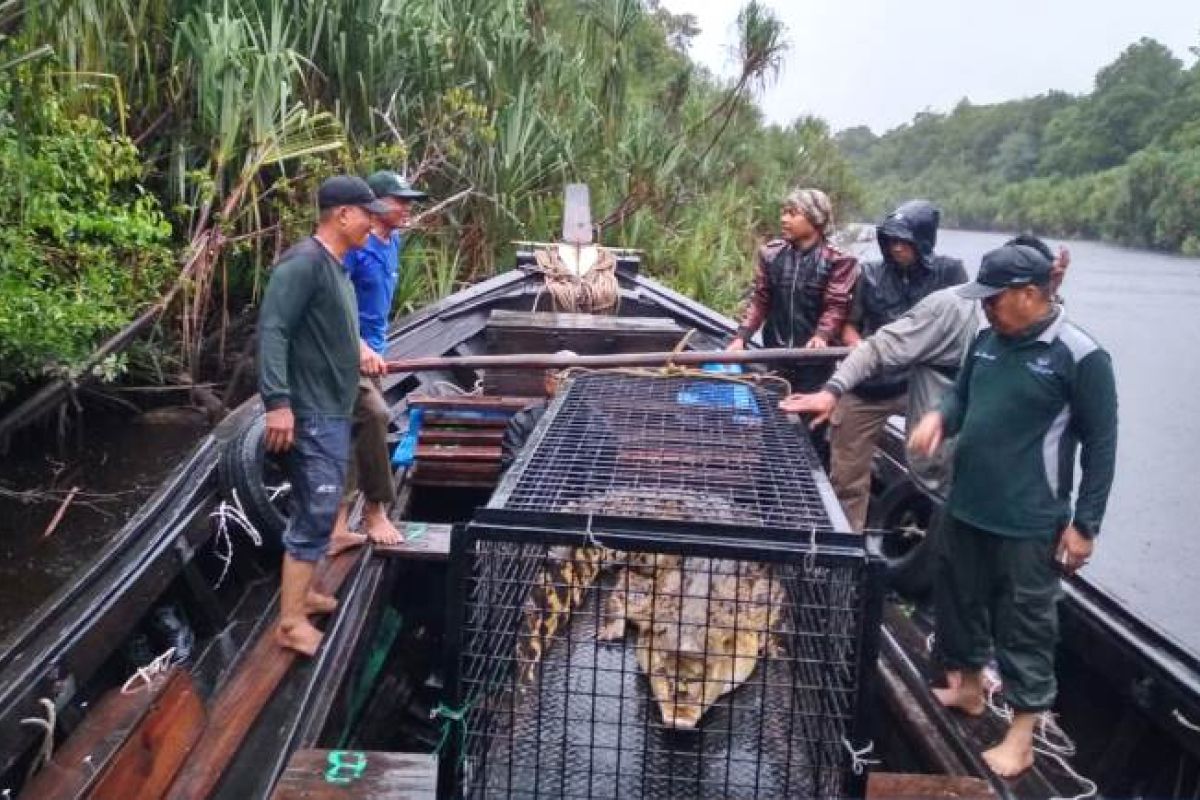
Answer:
[{"left": 728, "top": 187, "right": 859, "bottom": 393}]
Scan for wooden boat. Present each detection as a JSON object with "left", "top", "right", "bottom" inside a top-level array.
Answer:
[{"left": 3, "top": 241, "right": 1198, "bottom": 799}]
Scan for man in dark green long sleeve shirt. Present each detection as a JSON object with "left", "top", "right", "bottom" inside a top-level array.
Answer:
[
  {"left": 258, "top": 175, "right": 389, "bottom": 657},
  {"left": 909, "top": 243, "right": 1118, "bottom": 778}
]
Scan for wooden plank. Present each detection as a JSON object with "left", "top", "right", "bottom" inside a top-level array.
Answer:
[
  {"left": 415, "top": 445, "right": 501, "bottom": 462},
  {"left": 867, "top": 772, "right": 995, "bottom": 799},
  {"left": 418, "top": 429, "right": 503, "bottom": 446},
  {"left": 408, "top": 394, "right": 535, "bottom": 411},
  {"left": 89, "top": 670, "right": 205, "bottom": 799},
  {"left": 486, "top": 309, "right": 684, "bottom": 333},
  {"left": 421, "top": 411, "right": 511, "bottom": 429},
  {"left": 270, "top": 749, "right": 436, "bottom": 799},
  {"left": 409, "top": 477, "right": 498, "bottom": 489},
  {"left": 410, "top": 462, "right": 500, "bottom": 480},
  {"left": 21, "top": 677, "right": 163, "bottom": 800},
  {"left": 373, "top": 522, "right": 453, "bottom": 561},
  {"left": 163, "top": 551, "right": 361, "bottom": 800}
]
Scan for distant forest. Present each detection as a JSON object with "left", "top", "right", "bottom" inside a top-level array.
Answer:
[{"left": 838, "top": 36, "right": 1200, "bottom": 255}]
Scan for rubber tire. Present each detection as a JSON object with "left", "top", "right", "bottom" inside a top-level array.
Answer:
[
  {"left": 872, "top": 480, "right": 938, "bottom": 600},
  {"left": 216, "top": 413, "right": 288, "bottom": 550}
]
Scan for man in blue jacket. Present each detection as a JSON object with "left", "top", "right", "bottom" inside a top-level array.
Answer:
[
  {"left": 330, "top": 171, "right": 428, "bottom": 551},
  {"left": 831, "top": 200, "right": 967, "bottom": 531},
  {"left": 909, "top": 243, "right": 1117, "bottom": 777}
]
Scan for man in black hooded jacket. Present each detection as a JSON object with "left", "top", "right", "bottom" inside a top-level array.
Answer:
[{"left": 829, "top": 200, "right": 967, "bottom": 531}]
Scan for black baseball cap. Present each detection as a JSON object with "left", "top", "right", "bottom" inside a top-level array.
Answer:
[
  {"left": 958, "top": 244, "right": 1052, "bottom": 299},
  {"left": 317, "top": 175, "right": 391, "bottom": 213},
  {"left": 367, "top": 170, "right": 429, "bottom": 201}
]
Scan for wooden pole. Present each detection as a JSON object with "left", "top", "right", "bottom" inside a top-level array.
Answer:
[{"left": 386, "top": 346, "right": 852, "bottom": 374}]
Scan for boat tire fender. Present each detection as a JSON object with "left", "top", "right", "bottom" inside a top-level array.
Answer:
[
  {"left": 217, "top": 413, "right": 288, "bottom": 549},
  {"left": 873, "top": 480, "right": 939, "bottom": 600}
]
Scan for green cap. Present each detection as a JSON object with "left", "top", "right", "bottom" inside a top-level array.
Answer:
[{"left": 367, "top": 170, "right": 428, "bottom": 202}]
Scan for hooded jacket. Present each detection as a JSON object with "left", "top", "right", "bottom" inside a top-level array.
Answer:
[{"left": 849, "top": 200, "right": 967, "bottom": 399}]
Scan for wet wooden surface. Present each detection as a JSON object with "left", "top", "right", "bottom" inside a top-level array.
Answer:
[
  {"left": 416, "top": 429, "right": 503, "bottom": 446},
  {"left": 21, "top": 673, "right": 162, "bottom": 799},
  {"left": 373, "top": 523, "right": 452, "bottom": 561},
  {"left": 163, "top": 550, "right": 360, "bottom": 800},
  {"left": 408, "top": 394, "right": 534, "bottom": 411},
  {"left": 270, "top": 750, "right": 436, "bottom": 799},
  {"left": 867, "top": 772, "right": 995, "bottom": 799},
  {"left": 89, "top": 669, "right": 205, "bottom": 799},
  {"left": 414, "top": 444, "right": 501, "bottom": 462}
]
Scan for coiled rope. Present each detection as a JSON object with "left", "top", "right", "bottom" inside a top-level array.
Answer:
[{"left": 532, "top": 246, "right": 619, "bottom": 314}]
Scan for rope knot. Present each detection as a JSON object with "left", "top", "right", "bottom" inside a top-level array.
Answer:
[{"left": 841, "top": 737, "right": 881, "bottom": 775}]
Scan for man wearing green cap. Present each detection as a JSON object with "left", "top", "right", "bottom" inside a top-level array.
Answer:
[
  {"left": 329, "top": 171, "right": 429, "bottom": 551},
  {"left": 909, "top": 242, "right": 1118, "bottom": 778}
]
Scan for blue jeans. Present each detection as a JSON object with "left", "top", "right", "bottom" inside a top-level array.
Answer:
[{"left": 282, "top": 415, "right": 351, "bottom": 562}]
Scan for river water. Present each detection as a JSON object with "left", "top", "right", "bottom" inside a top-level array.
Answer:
[{"left": 849, "top": 228, "right": 1200, "bottom": 657}]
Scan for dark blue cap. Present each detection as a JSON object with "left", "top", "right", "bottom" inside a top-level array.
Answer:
[
  {"left": 959, "top": 244, "right": 1052, "bottom": 299},
  {"left": 317, "top": 175, "right": 391, "bottom": 213}
]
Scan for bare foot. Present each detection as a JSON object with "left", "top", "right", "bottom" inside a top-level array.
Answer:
[
  {"left": 327, "top": 529, "right": 367, "bottom": 557},
  {"left": 304, "top": 591, "right": 339, "bottom": 616},
  {"left": 983, "top": 738, "right": 1034, "bottom": 778},
  {"left": 983, "top": 711, "right": 1038, "bottom": 778},
  {"left": 933, "top": 682, "right": 986, "bottom": 716},
  {"left": 276, "top": 619, "right": 324, "bottom": 656},
  {"left": 363, "top": 506, "right": 404, "bottom": 546}
]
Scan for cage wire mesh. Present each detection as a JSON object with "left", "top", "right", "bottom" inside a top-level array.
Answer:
[
  {"left": 441, "top": 372, "right": 881, "bottom": 799},
  {"left": 489, "top": 372, "right": 837, "bottom": 531}
]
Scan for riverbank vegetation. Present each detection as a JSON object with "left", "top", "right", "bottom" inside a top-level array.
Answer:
[
  {"left": 0, "top": 0, "right": 863, "bottom": 416},
  {"left": 840, "top": 36, "right": 1200, "bottom": 255}
]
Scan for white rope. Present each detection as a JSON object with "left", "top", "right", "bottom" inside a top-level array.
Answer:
[
  {"left": 208, "top": 487, "right": 265, "bottom": 588},
  {"left": 121, "top": 647, "right": 178, "bottom": 695},
  {"left": 925, "top": 632, "right": 935, "bottom": 654},
  {"left": 582, "top": 513, "right": 603, "bottom": 550},
  {"left": 19, "top": 698, "right": 56, "bottom": 781},
  {"left": 980, "top": 669, "right": 1094, "bottom": 799},
  {"left": 1173, "top": 708, "right": 1200, "bottom": 733},
  {"left": 1034, "top": 747, "right": 1098, "bottom": 800},
  {"left": 841, "top": 737, "right": 881, "bottom": 775}
]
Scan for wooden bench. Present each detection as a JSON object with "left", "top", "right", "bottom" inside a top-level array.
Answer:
[
  {"left": 405, "top": 394, "right": 536, "bottom": 488},
  {"left": 270, "top": 749, "right": 436, "bottom": 799}
]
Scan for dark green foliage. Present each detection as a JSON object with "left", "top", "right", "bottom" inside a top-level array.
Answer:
[
  {"left": 0, "top": 69, "right": 173, "bottom": 400},
  {"left": 842, "top": 35, "right": 1200, "bottom": 254}
]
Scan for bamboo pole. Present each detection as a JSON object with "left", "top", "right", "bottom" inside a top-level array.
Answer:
[{"left": 386, "top": 346, "right": 852, "bottom": 374}]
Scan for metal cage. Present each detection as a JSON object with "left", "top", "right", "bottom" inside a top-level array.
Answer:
[
  {"left": 439, "top": 518, "right": 883, "bottom": 799},
  {"left": 488, "top": 372, "right": 849, "bottom": 532},
  {"left": 438, "top": 373, "right": 882, "bottom": 798}
]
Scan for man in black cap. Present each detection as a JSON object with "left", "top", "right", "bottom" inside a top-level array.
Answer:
[
  {"left": 329, "top": 171, "right": 429, "bottom": 552},
  {"left": 909, "top": 243, "right": 1118, "bottom": 777},
  {"left": 829, "top": 200, "right": 966, "bottom": 531},
  {"left": 258, "top": 175, "right": 389, "bottom": 656}
]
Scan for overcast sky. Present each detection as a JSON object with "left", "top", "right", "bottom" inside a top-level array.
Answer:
[{"left": 658, "top": 0, "right": 1200, "bottom": 134}]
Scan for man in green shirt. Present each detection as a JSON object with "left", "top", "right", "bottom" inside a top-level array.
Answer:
[
  {"left": 909, "top": 243, "right": 1118, "bottom": 777},
  {"left": 258, "top": 175, "right": 389, "bottom": 657}
]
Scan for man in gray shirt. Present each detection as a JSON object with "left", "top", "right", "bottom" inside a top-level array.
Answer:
[{"left": 781, "top": 235, "right": 1068, "bottom": 498}]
